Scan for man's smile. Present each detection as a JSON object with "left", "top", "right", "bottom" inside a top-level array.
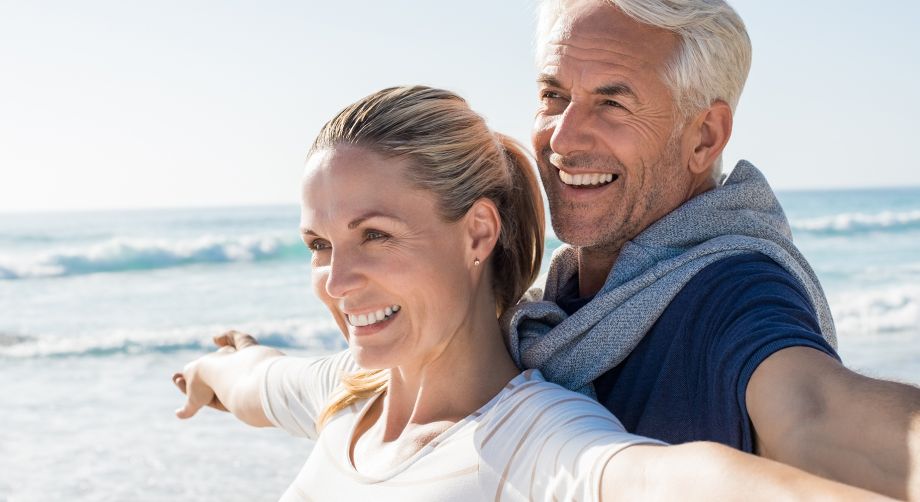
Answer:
[{"left": 557, "top": 168, "right": 619, "bottom": 188}]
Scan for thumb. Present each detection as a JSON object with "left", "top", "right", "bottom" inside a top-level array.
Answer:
[
  {"left": 175, "top": 401, "right": 198, "bottom": 419},
  {"left": 175, "top": 394, "right": 207, "bottom": 419},
  {"left": 174, "top": 376, "right": 214, "bottom": 419}
]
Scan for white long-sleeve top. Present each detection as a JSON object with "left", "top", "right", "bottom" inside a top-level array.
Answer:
[{"left": 258, "top": 350, "right": 662, "bottom": 501}]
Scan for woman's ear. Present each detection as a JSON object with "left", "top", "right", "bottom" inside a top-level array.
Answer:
[{"left": 464, "top": 198, "right": 501, "bottom": 266}]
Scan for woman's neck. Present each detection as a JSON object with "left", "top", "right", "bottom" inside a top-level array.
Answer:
[{"left": 379, "top": 298, "right": 520, "bottom": 441}]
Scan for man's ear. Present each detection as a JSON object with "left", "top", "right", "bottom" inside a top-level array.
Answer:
[
  {"left": 465, "top": 198, "right": 501, "bottom": 266},
  {"left": 684, "top": 100, "right": 733, "bottom": 176}
]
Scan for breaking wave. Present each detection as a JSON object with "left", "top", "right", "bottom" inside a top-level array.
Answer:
[
  {"left": 0, "top": 319, "right": 345, "bottom": 359},
  {"left": 831, "top": 285, "right": 920, "bottom": 337},
  {"left": 791, "top": 210, "right": 920, "bottom": 235},
  {"left": 0, "top": 234, "right": 308, "bottom": 280}
]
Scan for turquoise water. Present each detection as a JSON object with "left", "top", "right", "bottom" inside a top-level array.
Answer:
[{"left": 1, "top": 187, "right": 919, "bottom": 500}]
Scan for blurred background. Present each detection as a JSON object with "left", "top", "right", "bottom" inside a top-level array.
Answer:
[{"left": 1, "top": 1, "right": 918, "bottom": 500}]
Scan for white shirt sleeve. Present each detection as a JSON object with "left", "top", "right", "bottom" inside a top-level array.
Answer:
[{"left": 257, "top": 350, "right": 357, "bottom": 440}]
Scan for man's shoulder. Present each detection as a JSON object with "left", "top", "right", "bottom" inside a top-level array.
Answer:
[
  {"left": 670, "top": 252, "right": 811, "bottom": 308},
  {"left": 648, "top": 252, "right": 821, "bottom": 344},
  {"left": 691, "top": 252, "right": 794, "bottom": 282}
]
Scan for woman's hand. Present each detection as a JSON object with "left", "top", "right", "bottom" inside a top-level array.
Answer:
[
  {"left": 172, "top": 330, "right": 283, "bottom": 426},
  {"left": 172, "top": 331, "right": 252, "bottom": 417}
]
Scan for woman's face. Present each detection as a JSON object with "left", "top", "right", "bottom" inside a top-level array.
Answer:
[{"left": 300, "top": 146, "right": 478, "bottom": 370}]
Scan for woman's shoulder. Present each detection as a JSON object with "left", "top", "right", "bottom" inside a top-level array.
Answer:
[{"left": 484, "top": 369, "right": 628, "bottom": 432}]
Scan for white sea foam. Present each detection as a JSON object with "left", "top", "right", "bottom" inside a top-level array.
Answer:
[
  {"left": 0, "top": 319, "right": 345, "bottom": 359},
  {"left": 791, "top": 210, "right": 920, "bottom": 234},
  {"left": 830, "top": 285, "right": 920, "bottom": 337},
  {"left": 0, "top": 234, "right": 304, "bottom": 280}
]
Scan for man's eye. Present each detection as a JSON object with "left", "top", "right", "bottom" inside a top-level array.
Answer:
[
  {"left": 603, "top": 99, "right": 625, "bottom": 109},
  {"left": 308, "top": 239, "right": 330, "bottom": 251},
  {"left": 541, "top": 90, "right": 563, "bottom": 100}
]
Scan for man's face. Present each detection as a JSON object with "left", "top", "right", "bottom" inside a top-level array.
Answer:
[{"left": 533, "top": 0, "right": 695, "bottom": 251}]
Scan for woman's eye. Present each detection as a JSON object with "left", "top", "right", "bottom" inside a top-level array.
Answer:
[
  {"left": 364, "top": 230, "right": 388, "bottom": 242},
  {"left": 308, "top": 239, "right": 330, "bottom": 251}
]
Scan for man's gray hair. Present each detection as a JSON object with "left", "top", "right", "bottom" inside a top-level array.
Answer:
[{"left": 537, "top": 0, "right": 752, "bottom": 180}]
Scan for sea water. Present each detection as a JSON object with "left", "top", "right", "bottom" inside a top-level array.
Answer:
[{"left": 1, "top": 188, "right": 919, "bottom": 501}]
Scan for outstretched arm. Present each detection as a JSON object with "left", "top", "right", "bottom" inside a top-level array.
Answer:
[
  {"left": 748, "top": 346, "right": 920, "bottom": 500},
  {"left": 602, "top": 442, "right": 892, "bottom": 501},
  {"left": 173, "top": 330, "right": 283, "bottom": 427}
]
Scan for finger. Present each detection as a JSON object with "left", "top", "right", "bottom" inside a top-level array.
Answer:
[
  {"left": 230, "top": 331, "right": 258, "bottom": 350},
  {"left": 175, "top": 403, "right": 197, "bottom": 419},
  {"left": 213, "top": 331, "right": 236, "bottom": 347},
  {"left": 172, "top": 373, "right": 188, "bottom": 395},
  {"left": 174, "top": 374, "right": 212, "bottom": 419},
  {"left": 175, "top": 392, "right": 207, "bottom": 419}
]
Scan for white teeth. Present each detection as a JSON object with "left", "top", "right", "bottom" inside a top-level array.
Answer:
[
  {"left": 347, "top": 305, "right": 401, "bottom": 327},
  {"left": 558, "top": 170, "right": 616, "bottom": 187}
]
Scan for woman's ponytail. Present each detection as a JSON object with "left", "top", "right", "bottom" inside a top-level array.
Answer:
[{"left": 491, "top": 133, "right": 545, "bottom": 317}]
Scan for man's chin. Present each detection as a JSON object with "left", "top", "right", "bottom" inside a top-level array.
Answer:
[{"left": 552, "top": 228, "right": 610, "bottom": 249}]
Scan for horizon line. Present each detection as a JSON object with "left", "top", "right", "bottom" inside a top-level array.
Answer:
[{"left": 2, "top": 184, "right": 920, "bottom": 216}]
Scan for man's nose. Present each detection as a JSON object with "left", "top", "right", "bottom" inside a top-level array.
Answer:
[
  {"left": 324, "top": 250, "right": 367, "bottom": 299},
  {"left": 549, "top": 104, "right": 594, "bottom": 156}
]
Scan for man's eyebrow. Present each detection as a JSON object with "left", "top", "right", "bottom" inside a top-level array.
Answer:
[
  {"left": 299, "top": 211, "right": 406, "bottom": 236},
  {"left": 536, "top": 74, "right": 563, "bottom": 88},
  {"left": 537, "top": 75, "right": 638, "bottom": 101},
  {"left": 595, "top": 83, "right": 638, "bottom": 100}
]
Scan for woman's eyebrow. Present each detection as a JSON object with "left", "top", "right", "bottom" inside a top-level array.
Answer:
[
  {"left": 300, "top": 211, "right": 406, "bottom": 236},
  {"left": 346, "top": 211, "right": 406, "bottom": 230}
]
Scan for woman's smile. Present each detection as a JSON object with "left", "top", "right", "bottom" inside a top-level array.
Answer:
[{"left": 346, "top": 305, "right": 401, "bottom": 336}]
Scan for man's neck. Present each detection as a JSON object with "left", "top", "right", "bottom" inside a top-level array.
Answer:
[
  {"left": 576, "top": 244, "right": 620, "bottom": 297},
  {"left": 574, "top": 174, "right": 719, "bottom": 298}
]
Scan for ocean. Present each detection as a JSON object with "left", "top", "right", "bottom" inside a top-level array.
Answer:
[{"left": 1, "top": 187, "right": 919, "bottom": 501}]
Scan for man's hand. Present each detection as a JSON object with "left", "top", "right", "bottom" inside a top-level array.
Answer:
[
  {"left": 748, "top": 346, "right": 920, "bottom": 500},
  {"left": 172, "top": 330, "right": 282, "bottom": 426}
]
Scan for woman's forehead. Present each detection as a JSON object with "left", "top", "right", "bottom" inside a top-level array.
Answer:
[
  {"left": 303, "top": 145, "right": 398, "bottom": 181},
  {"left": 300, "top": 149, "right": 436, "bottom": 230}
]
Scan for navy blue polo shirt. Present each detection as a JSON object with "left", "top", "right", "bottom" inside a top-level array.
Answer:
[{"left": 557, "top": 253, "right": 839, "bottom": 452}]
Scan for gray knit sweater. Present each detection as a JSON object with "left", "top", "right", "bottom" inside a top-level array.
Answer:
[{"left": 502, "top": 161, "right": 836, "bottom": 396}]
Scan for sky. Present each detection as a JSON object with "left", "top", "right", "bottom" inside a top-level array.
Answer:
[{"left": 1, "top": 0, "right": 918, "bottom": 213}]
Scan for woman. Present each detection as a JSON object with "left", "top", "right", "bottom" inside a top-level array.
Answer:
[{"left": 173, "top": 86, "right": 886, "bottom": 501}]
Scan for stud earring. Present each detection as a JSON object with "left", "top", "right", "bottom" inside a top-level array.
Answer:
[{"left": 473, "top": 258, "right": 481, "bottom": 266}]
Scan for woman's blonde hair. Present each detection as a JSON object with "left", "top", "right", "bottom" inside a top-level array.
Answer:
[{"left": 311, "top": 86, "right": 545, "bottom": 428}]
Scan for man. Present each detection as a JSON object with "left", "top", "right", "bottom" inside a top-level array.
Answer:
[
  {"left": 502, "top": 0, "right": 918, "bottom": 499},
  {"left": 177, "top": 0, "right": 920, "bottom": 499}
]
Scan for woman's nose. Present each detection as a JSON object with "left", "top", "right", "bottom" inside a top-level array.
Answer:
[{"left": 324, "top": 250, "right": 367, "bottom": 299}]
